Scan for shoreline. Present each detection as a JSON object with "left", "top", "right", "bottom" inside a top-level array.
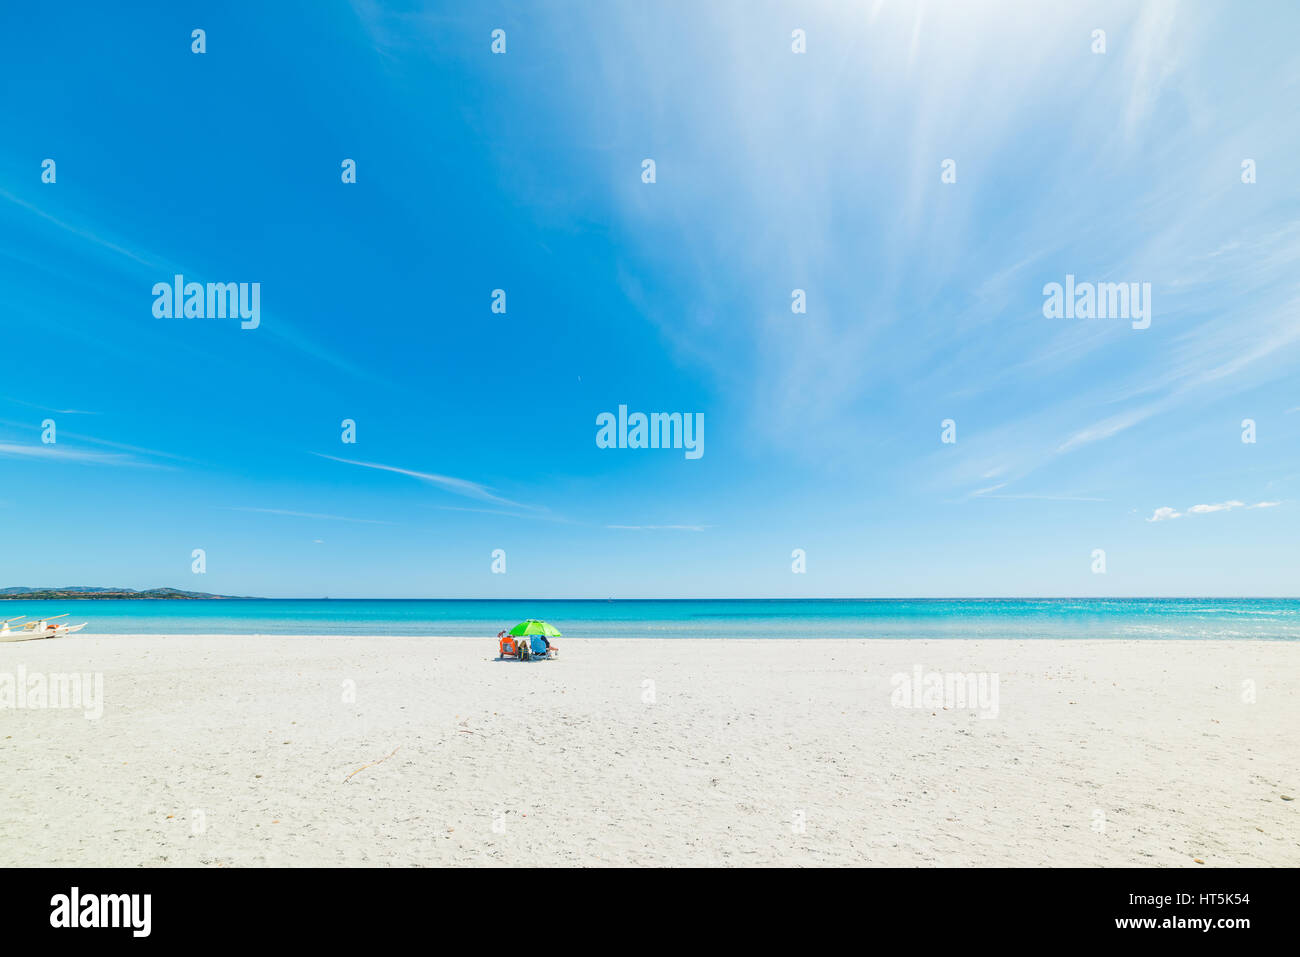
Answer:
[
  {"left": 6, "top": 596, "right": 1299, "bottom": 643},
  {"left": 13, "top": 632, "right": 1300, "bottom": 642},
  {"left": 3, "top": 636, "right": 1296, "bottom": 866}
]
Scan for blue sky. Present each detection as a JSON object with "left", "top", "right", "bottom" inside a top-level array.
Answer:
[{"left": 1, "top": 0, "right": 1298, "bottom": 598}]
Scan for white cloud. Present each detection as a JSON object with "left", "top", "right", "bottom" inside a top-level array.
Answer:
[
  {"left": 1187, "top": 500, "right": 1245, "bottom": 514},
  {"left": 1147, "top": 500, "right": 1281, "bottom": 522}
]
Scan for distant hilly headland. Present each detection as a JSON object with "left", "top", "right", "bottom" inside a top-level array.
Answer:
[{"left": 0, "top": 586, "right": 248, "bottom": 600}]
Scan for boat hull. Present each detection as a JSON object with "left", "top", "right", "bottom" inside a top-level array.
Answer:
[{"left": 0, "top": 623, "right": 86, "bottom": 642}]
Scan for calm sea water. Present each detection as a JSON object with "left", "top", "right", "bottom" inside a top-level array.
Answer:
[{"left": 3, "top": 598, "right": 1299, "bottom": 639}]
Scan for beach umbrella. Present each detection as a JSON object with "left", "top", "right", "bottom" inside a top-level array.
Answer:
[{"left": 507, "top": 619, "right": 562, "bottom": 638}]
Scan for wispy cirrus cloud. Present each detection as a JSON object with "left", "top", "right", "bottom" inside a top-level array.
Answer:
[
  {"left": 976, "top": 490, "right": 1109, "bottom": 503},
  {"left": 0, "top": 441, "right": 158, "bottom": 467},
  {"left": 606, "top": 524, "right": 713, "bottom": 531},
  {"left": 59, "top": 432, "right": 192, "bottom": 464},
  {"left": 0, "top": 420, "right": 189, "bottom": 466},
  {"left": 0, "top": 396, "right": 99, "bottom": 415},
  {"left": 0, "top": 187, "right": 159, "bottom": 267},
  {"left": 315, "top": 453, "right": 544, "bottom": 511},
  {"left": 1056, "top": 404, "right": 1164, "bottom": 454},
  {"left": 431, "top": 505, "right": 572, "bottom": 524},
  {"left": 0, "top": 188, "right": 396, "bottom": 396},
  {"left": 219, "top": 506, "right": 398, "bottom": 526}
]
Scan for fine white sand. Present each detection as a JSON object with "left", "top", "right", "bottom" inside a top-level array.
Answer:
[{"left": 1, "top": 635, "right": 1296, "bottom": 867}]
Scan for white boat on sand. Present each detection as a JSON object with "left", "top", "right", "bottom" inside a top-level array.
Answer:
[{"left": 0, "top": 614, "right": 88, "bottom": 642}]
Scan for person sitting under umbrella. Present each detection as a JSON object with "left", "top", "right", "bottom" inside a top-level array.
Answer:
[{"left": 501, "top": 619, "right": 561, "bottom": 660}]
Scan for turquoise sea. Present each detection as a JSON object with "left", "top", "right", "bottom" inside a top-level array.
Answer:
[{"left": 3, "top": 598, "right": 1299, "bottom": 640}]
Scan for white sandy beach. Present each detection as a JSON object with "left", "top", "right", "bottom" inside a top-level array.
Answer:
[{"left": 1, "top": 635, "right": 1296, "bottom": 867}]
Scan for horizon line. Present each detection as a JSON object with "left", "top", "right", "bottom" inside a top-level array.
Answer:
[{"left": 6, "top": 594, "right": 1300, "bottom": 602}]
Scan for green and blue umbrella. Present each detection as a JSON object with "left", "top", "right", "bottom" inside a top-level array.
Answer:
[{"left": 507, "top": 619, "right": 562, "bottom": 638}]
